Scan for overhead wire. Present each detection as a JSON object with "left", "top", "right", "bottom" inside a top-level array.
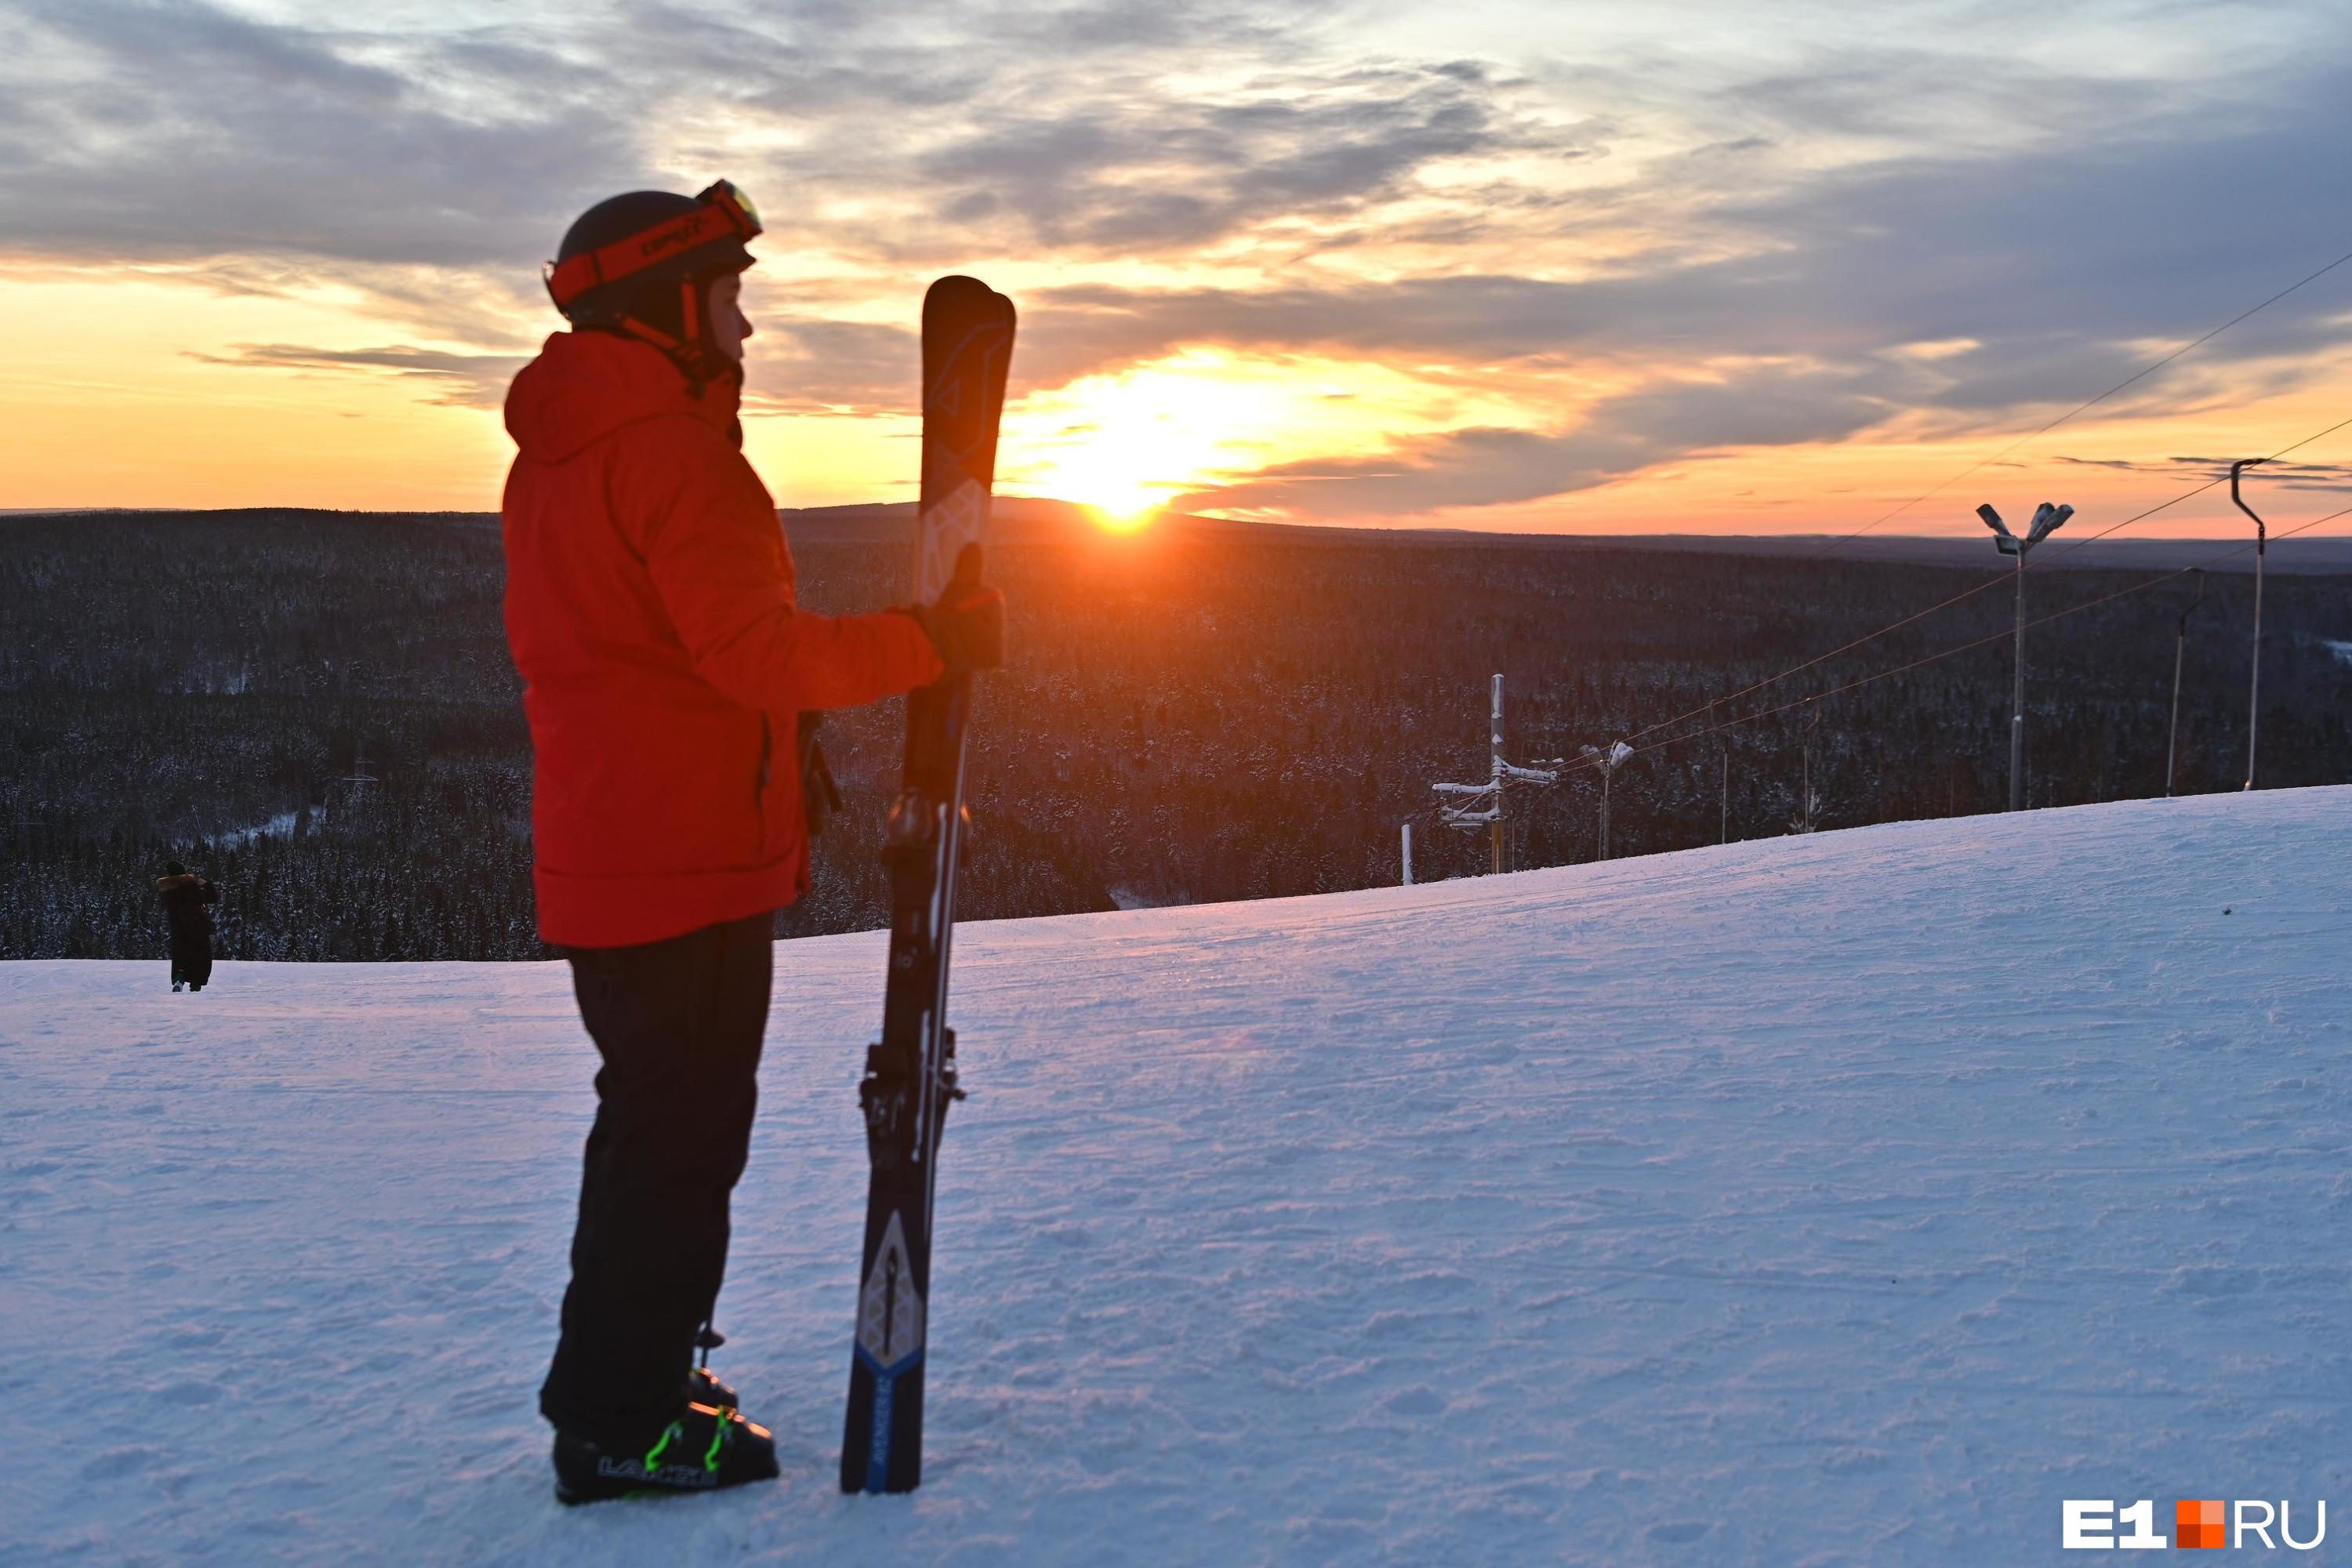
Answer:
[
  {"left": 1473, "top": 252, "right": 2352, "bottom": 804},
  {"left": 1806, "top": 241, "right": 2352, "bottom": 555},
  {"left": 1555, "top": 499, "right": 2352, "bottom": 777},
  {"left": 2038, "top": 409, "right": 2352, "bottom": 561},
  {"left": 1589, "top": 406, "right": 2352, "bottom": 770}
]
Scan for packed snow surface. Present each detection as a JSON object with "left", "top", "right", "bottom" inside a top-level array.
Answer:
[{"left": 4, "top": 789, "right": 2350, "bottom": 1566}]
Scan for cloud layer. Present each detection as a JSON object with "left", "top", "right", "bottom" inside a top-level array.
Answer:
[{"left": 5, "top": 0, "right": 2348, "bottom": 518}]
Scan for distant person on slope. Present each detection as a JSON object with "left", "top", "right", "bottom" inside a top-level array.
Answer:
[
  {"left": 154, "top": 861, "right": 218, "bottom": 992},
  {"left": 502, "top": 180, "right": 1002, "bottom": 1506}
]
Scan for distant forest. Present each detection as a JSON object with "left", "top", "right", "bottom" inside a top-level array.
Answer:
[{"left": 5, "top": 508, "right": 2348, "bottom": 961}]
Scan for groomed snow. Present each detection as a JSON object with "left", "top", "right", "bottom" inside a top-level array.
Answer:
[{"left": 4, "top": 789, "right": 2349, "bottom": 1566}]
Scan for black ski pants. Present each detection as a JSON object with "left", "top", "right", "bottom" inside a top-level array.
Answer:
[
  {"left": 169, "top": 936, "right": 212, "bottom": 990},
  {"left": 540, "top": 910, "right": 773, "bottom": 1446}
]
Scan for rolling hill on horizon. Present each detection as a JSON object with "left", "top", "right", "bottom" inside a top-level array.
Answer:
[{"left": 9, "top": 499, "right": 2350, "bottom": 572}]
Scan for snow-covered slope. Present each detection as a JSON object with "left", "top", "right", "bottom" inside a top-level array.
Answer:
[{"left": 4, "top": 789, "right": 2348, "bottom": 1566}]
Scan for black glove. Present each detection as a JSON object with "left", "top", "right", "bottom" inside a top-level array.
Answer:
[{"left": 901, "top": 549, "right": 1005, "bottom": 678}]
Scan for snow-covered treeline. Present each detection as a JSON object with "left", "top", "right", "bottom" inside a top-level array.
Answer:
[{"left": 3, "top": 510, "right": 2349, "bottom": 959}]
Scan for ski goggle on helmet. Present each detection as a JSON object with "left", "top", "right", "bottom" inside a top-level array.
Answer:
[{"left": 543, "top": 180, "right": 764, "bottom": 315}]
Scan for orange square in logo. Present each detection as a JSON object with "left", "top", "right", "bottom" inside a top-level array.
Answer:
[{"left": 2177, "top": 1499, "right": 2226, "bottom": 1549}]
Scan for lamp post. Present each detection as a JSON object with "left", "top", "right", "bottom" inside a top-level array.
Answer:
[
  {"left": 1580, "top": 739, "right": 1634, "bottom": 859},
  {"left": 1791, "top": 702, "right": 1824, "bottom": 833},
  {"left": 1712, "top": 696, "right": 1728, "bottom": 844},
  {"left": 1976, "top": 499, "right": 2074, "bottom": 812},
  {"left": 2165, "top": 569, "right": 2205, "bottom": 798},
  {"left": 2230, "top": 459, "right": 2268, "bottom": 790}
]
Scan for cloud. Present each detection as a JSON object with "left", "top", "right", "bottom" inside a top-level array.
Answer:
[
  {"left": 195, "top": 314, "right": 919, "bottom": 416},
  {"left": 741, "top": 318, "right": 918, "bottom": 414},
  {"left": 6, "top": 0, "right": 2352, "bottom": 518},
  {"left": 2052, "top": 455, "right": 2352, "bottom": 495},
  {"left": 0, "top": 2, "right": 1558, "bottom": 350},
  {"left": 0, "top": 0, "right": 639, "bottom": 270},
  {"left": 0, "top": 1, "right": 1437, "bottom": 269},
  {"left": 186, "top": 343, "right": 532, "bottom": 408},
  {"left": 910, "top": 60, "right": 1574, "bottom": 250},
  {"left": 1174, "top": 361, "right": 1893, "bottom": 517},
  {"left": 1018, "top": 52, "right": 2352, "bottom": 397},
  {"left": 1021, "top": 42, "right": 2352, "bottom": 513}
]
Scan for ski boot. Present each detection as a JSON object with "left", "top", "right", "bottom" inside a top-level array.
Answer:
[
  {"left": 688, "top": 1324, "right": 737, "bottom": 1410},
  {"left": 688, "top": 1365, "right": 739, "bottom": 1410},
  {"left": 553, "top": 1401, "right": 779, "bottom": 1505}
]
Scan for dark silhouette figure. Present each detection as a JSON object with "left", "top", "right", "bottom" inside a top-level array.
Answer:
[{"left": 155, "top": 861, "right": 218, "bottom": 991}]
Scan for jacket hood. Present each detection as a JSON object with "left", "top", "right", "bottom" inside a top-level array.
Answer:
[
  {"left": 157, "top": 873, "right": 200, "bottom": 892},
  {"left": 505, "top": 331, "right": 742, "bottom": 463}
]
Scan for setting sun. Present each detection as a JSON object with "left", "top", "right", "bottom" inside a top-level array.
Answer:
[
  {"left": 1000, "top": 350, "right": 1259, "bottom": 522},
  {"left": 999, "top": 347, "right": 1536, "bottom": 528}
]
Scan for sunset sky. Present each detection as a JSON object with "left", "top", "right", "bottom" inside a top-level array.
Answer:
[{"left": 4, "top": 0, "right": 2350, "bottom": 537}]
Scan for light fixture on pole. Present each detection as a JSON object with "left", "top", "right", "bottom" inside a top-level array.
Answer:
[
  {"left": 1976, "top": 499, "right": 2074, "bottom": 812},
  {"left": 1579, "top": 739, "right": 1634, "bottom": 859}
]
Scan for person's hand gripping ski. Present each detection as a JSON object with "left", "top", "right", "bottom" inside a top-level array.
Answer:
[{"left": 904, "top": 543, "right": 1004, "bottom": 680}]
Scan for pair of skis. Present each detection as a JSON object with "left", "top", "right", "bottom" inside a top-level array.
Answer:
[{"left": 838, "top": 276, "right": 1016, "bottom": 1495}]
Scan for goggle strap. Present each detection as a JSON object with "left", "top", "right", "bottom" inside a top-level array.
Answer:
[{"left": 546, "top": 197, "right": 756, "bottom": 310}]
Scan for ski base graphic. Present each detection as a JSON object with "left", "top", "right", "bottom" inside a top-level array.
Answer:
[{"left": 838, "top": 276, "right": 1015, "bottom": 1496}]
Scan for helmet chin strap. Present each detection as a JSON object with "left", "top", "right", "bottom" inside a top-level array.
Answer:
[{"left": 613, "top": 275, "right": 741, "bottom": 397}]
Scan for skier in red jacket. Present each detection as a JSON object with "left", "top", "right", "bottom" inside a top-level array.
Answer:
[{"left": 503, "top": 181, "right": 1001, "bottom": 1504}]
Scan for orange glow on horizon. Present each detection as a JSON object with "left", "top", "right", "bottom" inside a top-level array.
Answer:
[
  {"left": 1083, "top": 503, "right": 1161, "bottom": 534},
  {"left": 3, "top": 265, "right": 2350, "bottom": 542}
]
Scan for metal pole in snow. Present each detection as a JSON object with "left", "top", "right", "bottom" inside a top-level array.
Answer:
[
  {"left": 1977, "top": 501, "right": 2070, "bottom": 813},
  {"left": 1432, "top": 675, "right": 1556, "bottom": 862},
  {"left": 2009, "top": 547, "right": 2026, "bottom": 812},
  {"left": 1490, "top": 673, "right": 1505, "bottom": 874},
  {"left": 1581, "top": 739, "right": 1632, "bottom": 858},
  {"left": 2230, "top": 460, "right": 2267, "bottom": 790},
  {"left": 2166, "top": 570, "right": 2204, "bottom": 798},
  {"left": 1714, "top": 698, "right": 1727, "bottom": 844},
  {"left": 1795, "top": 703, "right": 1818, "bottom": 833},
  {"left": 1401, "top": 822, "right": 1414, "bottom": 885}
]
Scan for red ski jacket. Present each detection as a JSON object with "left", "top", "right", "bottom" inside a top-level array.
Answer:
[{"left": 502, "top": 331, "right": 943, "bottom": 948}]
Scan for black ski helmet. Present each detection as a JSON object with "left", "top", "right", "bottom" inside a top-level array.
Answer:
[{"left": 546, "top": 180, "right": 761, "bottom": 390}]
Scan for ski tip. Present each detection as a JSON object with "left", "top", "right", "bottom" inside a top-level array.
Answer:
[{"left": 924, "top": 274, "right": 1015, "bottom": 326}]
